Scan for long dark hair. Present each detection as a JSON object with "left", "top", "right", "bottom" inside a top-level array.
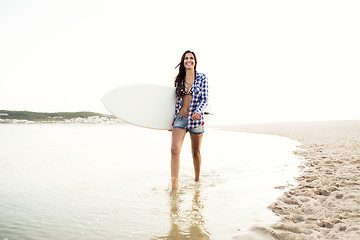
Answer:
[{"left": 174, "top": 50, "right": 197, "bottom": 97}]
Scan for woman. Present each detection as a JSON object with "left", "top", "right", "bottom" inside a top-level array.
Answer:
[{"left": 171, "top": 50, "right": 209, "bottom": 191}]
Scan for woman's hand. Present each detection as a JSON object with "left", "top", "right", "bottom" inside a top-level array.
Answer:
[{"left": 192, "top": 112, "right": 201, "bottom": 121}]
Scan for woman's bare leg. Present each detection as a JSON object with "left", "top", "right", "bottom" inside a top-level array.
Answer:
[
  {"left": 190, "top": 133, "right": 203, "bottom": 182},
  {"left": 171, "top": 128, "right": 187, "bottom": 190}
]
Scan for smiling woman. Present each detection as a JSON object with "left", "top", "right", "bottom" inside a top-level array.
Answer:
[{"left": 170, "top": 50, "right": 209, "bottom": 191}]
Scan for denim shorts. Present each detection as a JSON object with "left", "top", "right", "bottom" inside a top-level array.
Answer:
[{"left": 172, "top": 115, "right": 204, "bottom": 134}]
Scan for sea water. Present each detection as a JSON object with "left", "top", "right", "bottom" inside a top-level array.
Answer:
[{"left": 0, "top": 124, "right": 301, "bottom": 240}]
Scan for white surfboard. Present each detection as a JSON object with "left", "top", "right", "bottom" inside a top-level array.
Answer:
[{"left": 101, "top": 84, "right": 211, "bottom": 130}]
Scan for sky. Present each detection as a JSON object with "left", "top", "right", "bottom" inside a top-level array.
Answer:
[{"left": 1, "top": 0, "right": 359, "bottom": 125}]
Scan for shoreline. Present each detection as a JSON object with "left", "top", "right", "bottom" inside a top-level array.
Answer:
[{"left": 216, "top": 120, "right": 360, "bottom": 240}]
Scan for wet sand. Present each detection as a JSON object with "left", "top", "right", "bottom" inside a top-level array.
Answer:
[{"left": 218, "top": 120, "right": 360, "bottom": 240}]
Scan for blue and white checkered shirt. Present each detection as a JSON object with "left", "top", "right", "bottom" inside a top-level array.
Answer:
[{"left": 174, "top": 72, "right": 209, "bottom": 129}]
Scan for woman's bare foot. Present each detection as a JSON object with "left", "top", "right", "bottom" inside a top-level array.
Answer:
[{"left": 171, "top": 177, "right": 178, "bottom": 191}]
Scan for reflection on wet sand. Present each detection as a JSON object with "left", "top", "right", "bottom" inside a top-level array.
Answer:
[{"left": 153, "top": 186, "right": 211, "bottom": 240}]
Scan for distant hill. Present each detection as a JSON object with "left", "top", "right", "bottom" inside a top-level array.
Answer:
[{"left": 0, "top": 110, "right": 119, "bottom": 123}]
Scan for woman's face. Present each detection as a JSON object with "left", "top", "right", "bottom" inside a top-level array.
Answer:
[{"left": 183, "top": 52, "right": 196, "bottom": 70}]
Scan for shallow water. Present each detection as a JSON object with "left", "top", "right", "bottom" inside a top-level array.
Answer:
[{"left": 0, "top": 124, "right": 301, "bottom": 239}]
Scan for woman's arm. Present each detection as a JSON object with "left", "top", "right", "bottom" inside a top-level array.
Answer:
[{"left": 195, "top": 74, "right": 209, "bottom": 114}]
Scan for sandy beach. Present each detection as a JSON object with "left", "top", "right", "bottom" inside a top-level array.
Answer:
[{"left": 221, "top": 120, "right": 360, "bottom": 240}]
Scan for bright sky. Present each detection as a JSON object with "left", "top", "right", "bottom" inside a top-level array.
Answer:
[{"left": 1, "top": 0, "right": 359, "bottom": 124}]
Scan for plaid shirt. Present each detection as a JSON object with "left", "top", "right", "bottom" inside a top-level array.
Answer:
[{"left": 174, "top": 72, "right": 209, "bottom": 129}]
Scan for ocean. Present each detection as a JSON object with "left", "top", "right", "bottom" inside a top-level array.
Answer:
[{"left": 0, "top": 124, "right": 301, "bottom": 239}]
